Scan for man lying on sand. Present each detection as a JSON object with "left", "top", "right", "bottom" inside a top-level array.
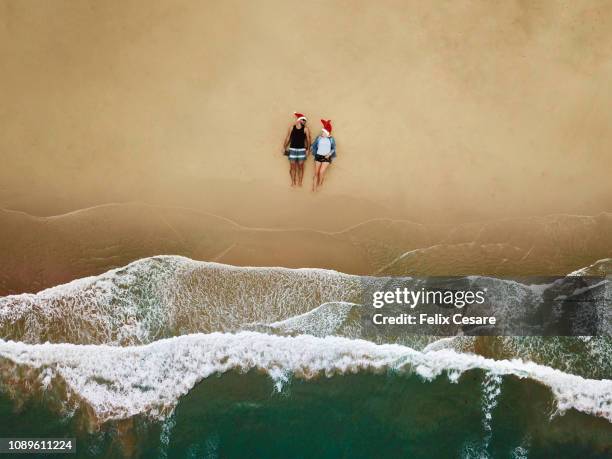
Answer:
[
  {"left": 282, "top": 112, "right": 311, "bottom": 187},
  {"left": 311, "top": 119, "right": 336, "bottom": 192}
]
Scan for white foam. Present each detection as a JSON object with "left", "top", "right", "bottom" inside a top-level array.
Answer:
[
  {"left": 567, "top": 258, "right": 612, "bottom": 276},
  {"left": 3, "top": 255, "right": 609, "bottom": 346},
  {"left": 0, "top": 332, "right": 610, "bottom": 424},
  {"left": 251, "top": 301, "right": 360, "bottom": 337},
  {"left": 481, "top": 373, "right": 503, "bottom": 454},
  {"left": 0, "top": 256, "right": 360, "bottom": 345}
]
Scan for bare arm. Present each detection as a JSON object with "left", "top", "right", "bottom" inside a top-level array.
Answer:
[
  {"left": 282, "top": 127, "right": 291, "bottom": 153},
  {"left": 305, "top": 127, "right": 312, "bottom": 156}
]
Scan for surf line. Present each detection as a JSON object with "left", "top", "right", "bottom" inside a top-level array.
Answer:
[{"left": 372, "top": 312, "right": 497, "bottom": 326}]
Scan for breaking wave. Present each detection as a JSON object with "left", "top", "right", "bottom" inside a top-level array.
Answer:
[
  {"left": 0, "top": 256, "right": 361, "bottom": 345},
  {"left": 2, "top": 255, "right": 609, "bottom": 345},
  {"left": 0, "top": 332, "right": 610, "bottom": 426},
  {"left": 0, "top": 253, "right": 609, "bottom": 457}
]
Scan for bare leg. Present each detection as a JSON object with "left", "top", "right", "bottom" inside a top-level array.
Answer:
[
  {"left": 312, "top": 161, "right": 322, "bottom": 192},
  {"left": 317, "top": 162, "right": 330, "bottom": 188},
  {"left": 289, "top": 161, "right": 297, "bottom": 186},
  {"left": 297, "top": 161, "right": 305, "bottom": 186}
]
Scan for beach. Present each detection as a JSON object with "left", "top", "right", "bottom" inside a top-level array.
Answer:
[
  {"left": 1, "top": 1, "right": 611, "bottom": 457},
  {"left": 1, "top": 0, "right": 611, "bottom": 227}
]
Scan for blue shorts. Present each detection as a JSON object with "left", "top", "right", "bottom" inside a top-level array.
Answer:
[{"left": 287, "top": 148, "right": 306, "bottom": 161}]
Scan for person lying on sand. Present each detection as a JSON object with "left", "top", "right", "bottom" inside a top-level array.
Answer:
[
  {"left": 311, "top": 119, "right": 336, "bottom": 192},
  {"left": 282, "top": 112, "right": 311, "bottom": 187}
]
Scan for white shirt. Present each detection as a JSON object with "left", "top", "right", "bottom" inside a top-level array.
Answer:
[{"left": 317, "top": 137, "right": 332, "bottom": 156}]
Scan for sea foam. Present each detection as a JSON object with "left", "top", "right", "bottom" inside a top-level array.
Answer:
[
  {"left": 0, "top": 332, "right": 610, "bottom": 425},
  {"left": 0, "top": 256, "right": 361, "bottom": 345}
]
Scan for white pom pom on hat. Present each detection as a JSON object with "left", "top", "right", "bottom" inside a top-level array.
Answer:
[{"left": 321, "top": 119, "right": 332, "bottom": 135}]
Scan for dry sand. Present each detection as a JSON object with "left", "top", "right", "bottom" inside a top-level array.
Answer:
[
  {"left": 1, "top": 1, "right": 611, "bottom": 294},
  {"left": 1, "top": 0, "right": 611, "bottom": 230}
]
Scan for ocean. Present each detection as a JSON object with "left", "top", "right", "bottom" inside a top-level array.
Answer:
[{"left": 0, "top": 256, "right": 610, "bottom": 458}]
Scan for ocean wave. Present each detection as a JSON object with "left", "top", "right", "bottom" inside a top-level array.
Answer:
[
  {"left": 245, "top": 301, "right": 363, "bottom": 338},
  {"left": 568, "top": 258, "right": 612, "bottom": 277},
  {"left": 1, "top": 256, "right": 610, "bottom": 387},
  {"left": 2, "top": 255, "right": 609, "bottom": 347},
  {"left": 0, "top": 332, "right": 610, "bottom": 426},
  {"left": 0, "top": 256, "right": 361, "bottom": 345}
]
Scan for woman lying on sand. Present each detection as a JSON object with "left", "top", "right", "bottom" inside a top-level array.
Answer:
[
  {"left": 282, "top": 112, "right": 311, "bottom": 187},
  {"left": 311, "top": 119, "right": 336, "bottom": 192}
]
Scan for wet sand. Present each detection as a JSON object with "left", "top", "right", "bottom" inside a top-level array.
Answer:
[{"left": 1, "top": 203, "right": 610, "bottom": 295}]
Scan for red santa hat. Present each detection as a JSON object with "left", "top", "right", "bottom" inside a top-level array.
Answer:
[
  {"left": 321, "top": 119, "right": 332, "bottom": 135},
  {"left": 293, "top": 112, "right": 307, "bottom": 122}
]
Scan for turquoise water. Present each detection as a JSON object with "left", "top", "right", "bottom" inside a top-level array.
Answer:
[
  {"left": 0, "top": 257, "right": 610, "bottom": 458},
  {"left": 1, "top": 370, "right": 610, "bottom": 458}
]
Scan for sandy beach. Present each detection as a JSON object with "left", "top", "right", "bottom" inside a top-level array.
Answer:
[
  {"left": 1, "top": 0, "right": 611, "bottom": 293},
  {"left": 1, "top": 3, "right": 611, "bottom": 457},
  {"left": 1, "top": 0, "right": 611, "bottom": 231}
]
